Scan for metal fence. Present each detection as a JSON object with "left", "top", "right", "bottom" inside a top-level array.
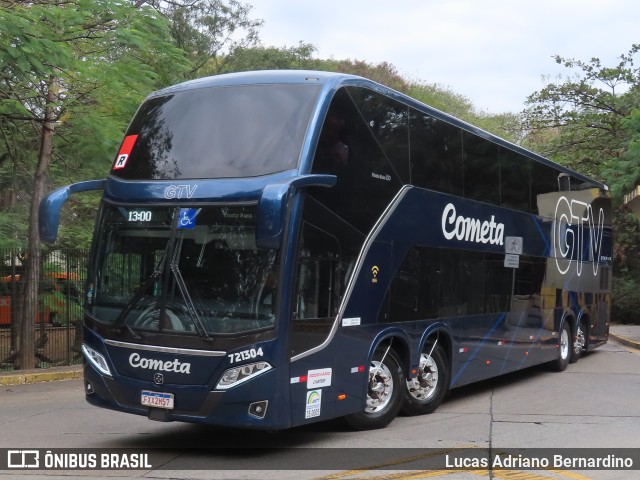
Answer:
[{"left": 1, "top": 248, "right": 88, "bottom": 371}]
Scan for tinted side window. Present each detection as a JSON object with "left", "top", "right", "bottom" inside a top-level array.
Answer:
[
  {"left": 463, "top": 131, "right": 500, "bottom": 205},
  {"left": 290, "top": 197, "right": 364, "bottom": 357},
  {"left": 531, "top": 162, "right": 560, "bottom": 218},
  {"left": 500, "top": 148, "right": 531, "bottom": 212},
  {"left": 484, "top": 253, "right": 512, "bottom": 313},
  {"left": 347, "top": 87, "right": 410, "bottom": 183},
  {"left": 385, "top": 247, "right": 502, "bottom": 322},
  {"left": 409, "top": 111, "right": 463, "bottom": 195},
  {"left": 311, "top": 88, "right": 402, "bottom": 235},
  {"left": 384, "top": 246, "right": 526, "bottom": 322},
  {"left": 514, "top": 257, "right": 547, "bottom": 297}
]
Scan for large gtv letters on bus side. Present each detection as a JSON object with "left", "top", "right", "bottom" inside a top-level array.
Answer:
[{"left": 553, "top": 196, "right": 605, "bottom": 277}]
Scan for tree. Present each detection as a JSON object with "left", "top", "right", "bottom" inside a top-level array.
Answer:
[
  {"left": 523, "top": 45, "right": 640, "bottom": 185},
  {"left": 222, "top": 42, "right": 319, "bottom": 72},
  {"left": 144, "top": 0, "right": 263, "bottom": 78},
  {"left": 0, "top": 0, "right": 188, "bottom": 368}
]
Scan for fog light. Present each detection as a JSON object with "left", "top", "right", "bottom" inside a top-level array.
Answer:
[{"left": 249, "top": 401, "right": 268, "bottom": 419}]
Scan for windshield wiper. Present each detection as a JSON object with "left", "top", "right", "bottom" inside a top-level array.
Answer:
[
  {"left": 110, "top": 252, "right": 167, "bottom": 336},
  {"left": 170, "top": 262, "right": 213, "bottom": 342},
  {"left": 110, "top": 208, "right": 212, "bottom": 342}
]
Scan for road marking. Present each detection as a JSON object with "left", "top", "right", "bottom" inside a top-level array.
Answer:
[
  {"left": 311, "top": 446, "right": 594, "bottom": 480},
  {"left": 470, "top": 469, "right": 593, "bottom": 480},
  {"left": 315, "top": 470, "right": 593, "bottom": 480},
  {"left": 313, "top": 448, "right": 464, "bottom": 479}
]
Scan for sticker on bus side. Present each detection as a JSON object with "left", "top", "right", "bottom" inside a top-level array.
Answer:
[
  {"left": 307, "top": 368, "right": 332, "bottom": 389},
  {"left": 342, "top": 317, "right": 361, "bottom": 327},
  {"left": 305, "top": 389, "right": 322, "bottom": 419}
]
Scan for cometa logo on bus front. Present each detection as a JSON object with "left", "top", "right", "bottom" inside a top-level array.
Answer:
[
  {"left": 441, "top": 203, "right": 505, "bottom": 246},
  {"left": 129, "top": 353, "right": 191, "bottom": 374}
]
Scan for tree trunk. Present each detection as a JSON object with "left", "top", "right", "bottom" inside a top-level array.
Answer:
[{"left": 18, "top": 77, "right": 58, "bottom": 370}]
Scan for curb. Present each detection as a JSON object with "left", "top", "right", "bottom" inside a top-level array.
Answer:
[
  {"left": 610, "top": 333, "right": 640, "bottom": 351},
  {"left": 0, "top": 366, "right": 83, "bottom": 386}
]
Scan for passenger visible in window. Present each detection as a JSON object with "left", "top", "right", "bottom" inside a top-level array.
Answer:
[{"left": 316, "top": 116, "right": 349, "bottom": 171}]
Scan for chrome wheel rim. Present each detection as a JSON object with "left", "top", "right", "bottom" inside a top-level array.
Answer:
[
  {"left": 574, "top": 324, "right": 585, "bottom": 355},
  {"left": 365, "top": 360, "right": 394, "bottom": 413},
  {"left": 560, "top": 326, "right": 570, "bottom": 360},
  {"left": 407, "top": 352, "right": 439, "bottom": 402}
]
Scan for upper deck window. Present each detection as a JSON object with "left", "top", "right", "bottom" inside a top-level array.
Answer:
[{"left": 111, "top": 84, "right": 321, "bottom": 180}]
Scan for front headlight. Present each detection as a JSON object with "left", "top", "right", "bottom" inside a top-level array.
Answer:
[
  {"left": 82, "top": 343, "right": 112, "bottom": 376},
  {"left": 216, "top": 361, "right": 272, "bottom": 390}
]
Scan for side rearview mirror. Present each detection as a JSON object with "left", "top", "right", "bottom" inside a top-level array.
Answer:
[
  {"left": 39, "top": 180, "right": 106, "bottom": 244},
  {"left": 256, "top": 174, "right": 336, "bottom": 249}
]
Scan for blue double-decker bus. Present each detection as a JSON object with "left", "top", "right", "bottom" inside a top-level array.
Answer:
[{"left": 40, "top": 70, "right": 612, "bottom": 430}]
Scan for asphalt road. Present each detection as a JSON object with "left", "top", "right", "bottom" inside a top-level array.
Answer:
[{"left": 0, "top": 339, "right": 639, "bottom": 480}]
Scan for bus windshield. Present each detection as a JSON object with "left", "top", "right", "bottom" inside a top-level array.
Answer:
[
  {"left": 111, "top": 84, "right": 321, "bottom": 180},
  {"left": 88, "top": 204, "right": 278, "bottom": 336}
]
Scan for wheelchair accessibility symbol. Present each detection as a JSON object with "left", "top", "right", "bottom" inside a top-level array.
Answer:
[{"left": 178, "top": 208, "right": 197, "bottom": 229}]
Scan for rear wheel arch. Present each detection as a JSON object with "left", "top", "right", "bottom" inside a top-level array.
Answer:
[{"left": 368, "top": 331, "right": 411, "bottom": 376}]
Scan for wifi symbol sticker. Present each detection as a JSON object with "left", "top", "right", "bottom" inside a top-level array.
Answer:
[{"left": 371, "top": 265, "right": 380, "bottom": 283}]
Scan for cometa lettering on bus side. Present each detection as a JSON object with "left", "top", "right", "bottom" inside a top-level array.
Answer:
[{"left": 441, "top": 203, "right": 504, "bottom": 246}]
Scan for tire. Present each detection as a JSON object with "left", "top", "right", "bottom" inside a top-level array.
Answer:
[
  {"left": 553, "top": 321, "right": 571, "bottom": 371},
  {"left": 570, "top": 319, "right": 587, "bottom": 364},
  {"left": 402, "top": 342, "right": 449, "bottom": 416},
  {"left": 345, "top": 345, "right": 404, "bottom": 430}
]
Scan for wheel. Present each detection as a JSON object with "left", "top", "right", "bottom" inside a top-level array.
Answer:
[
  {"left": 553, "top": 321, "right": 571, "bottom": 371},
  {"left": 570, "top": 319, "right": 587, "bottom": 364},
  {"left": 402, "top": 343, "right": 449, "bottom": 416},
  {"left": 345, "top": 345, "right": 404, "bottom": 430}
]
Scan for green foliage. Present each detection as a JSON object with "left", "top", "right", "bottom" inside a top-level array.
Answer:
[
  {"left": 0, "top": 0, "right": 190, "bottom": 249},
  {"left": 408, "top": 82, "right": 474, "bottom": 118},
  {"left": 611, "top": 211, "right": 640, "bottom": 324},
  {"left": 523, "top": 45, "right": 640, "bottom": 188},
  {"left": 612, "top": 270, "right": 640, "bottom": 324},
  {"left": 322, "top": 59, "right": 411, "bottom": 93},
  {"left": 408, "top": 82, "right": 523, "bottom": 142},
  {"left": 604, "top": 108, "right": 640, "bottom": 198},
  {"left": 222, "top": 42, "right": 320, "bottom": 72},
  {"left": 160, "top": 0, "right": 263, "bottom": 77}
]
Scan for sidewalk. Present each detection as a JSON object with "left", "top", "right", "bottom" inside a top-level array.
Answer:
[
  {"left": 1, "top": 325, "right": 639, "bottom": 386},
  {"left": 609, "top": 323, "right": 640, "bottom": 350}
]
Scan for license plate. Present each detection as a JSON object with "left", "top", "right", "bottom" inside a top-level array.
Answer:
[{"left": 141, "top": 390, "right": 174, "bottom": 409}]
